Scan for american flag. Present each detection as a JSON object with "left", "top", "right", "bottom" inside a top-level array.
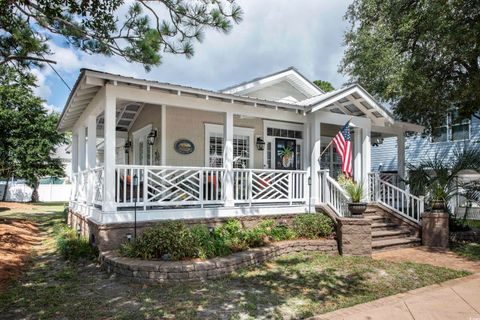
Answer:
[{"left": 333, "top": 121, "right": 352, "bottom": 176}]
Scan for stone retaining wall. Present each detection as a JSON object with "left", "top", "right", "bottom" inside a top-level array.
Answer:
[
  {"left": 100, "top": 239, "right": 338, "bottom": 282},
  {"left": 451, "top": 229, "right": 480, "bottom": 242}
]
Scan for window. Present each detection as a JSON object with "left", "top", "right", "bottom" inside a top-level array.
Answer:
[
  {"left": 451, "top": 110, "right": 470, "bottom": 141},
  {"left": 205, "top": 124, "right": 254, "bottom": 168},
  {"left": 431, "top": 110, "right": 470, "bottom": 143}
]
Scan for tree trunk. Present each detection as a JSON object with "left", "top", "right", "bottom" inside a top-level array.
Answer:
[
  {"left": 31, "top": 183, "right": 39, "bottom": 203},
  {"left": 2, "top": 177, "right": 9, "bottom": 202}
]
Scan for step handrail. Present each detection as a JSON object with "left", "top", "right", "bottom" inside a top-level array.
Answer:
[
  {"left": 319, "top": 170, "right": 350, "bottom": 217},
  {"left": 370, "top": 172, "right": 424, "bottom": 224}
]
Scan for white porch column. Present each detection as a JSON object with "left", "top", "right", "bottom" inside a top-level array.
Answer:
[
  {"left": 71, "top": 133, "right": 79, "bottom": 175},
  {"left": 161, "top": 105, "right": 167, "bottom": 166},
  {"left": 223, "top": 111, "right": 234, "bottom": 207},
  {"left": 103, "top": 89, "right": 117, "bottom": 212},
  {"left": 87, "top": 115, "right": 97, "bottom": 169},
  {"left": 353, "top": 127, "right": 362, "bottom": 181},
  {"left": 77, "top": 126, "right": 86, "bottom": 172},
  {"left": 309, "top": 113, "right": 321, "bottom": 207},
  {"left": 86, "top": 115, "right": 97, "bottom": 205},
  {"left": 397, "top": 132, "right": 406, "bottom": 179},
  {"left": 361, "top": 124, "right": 371, "bottom": 198}
]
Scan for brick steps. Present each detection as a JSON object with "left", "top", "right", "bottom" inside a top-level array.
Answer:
[
  {"left": 369, "top": 204, "right": 421, "bottom": 252},
  {"left": 372, "top": 229, "right": 411, "bottom": 240},
  {"left": 372, "top": 237, "right": 422, "bottom": 252}
]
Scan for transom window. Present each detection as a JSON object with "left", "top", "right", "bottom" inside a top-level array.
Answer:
[
  {"left": 205, "top": 124, "right": 254, "bottom": 168},
  {"left": 266, "top": 127, "right": 302, "bottom": 139},
  {"left": 432, "top": 110, "right": 470, "bottom": 143}
]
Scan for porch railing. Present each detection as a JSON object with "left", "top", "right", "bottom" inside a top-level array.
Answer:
[
  {"left": 113, "top": 165, "right": 307, "bottom": 208},
  {"left": 319, "top": 169, "right": 349, "bottom": 217},
  {"left": 369, "top": 172, "right": 423, "bottom": 223},
  {"left": 71, "top": 166, "right": 104, "bottom": 206},
  {"left": 233, "top": 169, "right": 307, "bottom": 204}
]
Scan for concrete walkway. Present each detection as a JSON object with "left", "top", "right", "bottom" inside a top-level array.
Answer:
[{"left": 311, "top": 273, "right": 480, "bottom": 320}]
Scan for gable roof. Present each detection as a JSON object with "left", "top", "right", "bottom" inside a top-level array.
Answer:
[
  {"left": 297, "top": 84, "right": 395, "bottom": 124},
  {"left": 221, "top": 67, "right": 323, "bottom": 98}
]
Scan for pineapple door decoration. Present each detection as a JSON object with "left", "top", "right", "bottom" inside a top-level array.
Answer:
[{"left": 275, "top": 138, "right": 296, "bottom": 170}]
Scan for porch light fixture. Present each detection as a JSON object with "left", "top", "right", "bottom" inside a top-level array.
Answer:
[
  {"left": 147, "top": 129, "right": 157, "bottom": 146},
  {"left": 256, "top": 137, "right": 265, "bottom": 150},
  {"left": 124, "top": 139, "right": 132, "bottom": 153}
]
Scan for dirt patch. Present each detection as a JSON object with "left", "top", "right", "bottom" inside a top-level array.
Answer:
[
  {"left": 373, "top": 246, "right": 480, "bottom": 273},
  {"left": 0, "top": 217, "right": 43, "bottom": 292}
]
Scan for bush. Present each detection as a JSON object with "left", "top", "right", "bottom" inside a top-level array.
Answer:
[
  {"left": 215, "top": 219, "right": 248, "bottom": 252},
  {"left": 190, "top": 224, "right": 220, "bottom": 259},
  {"left": 120, "top": 216, "right": 334, "bottom": 261},
  {"left": 56, "top": 227, "right": 98, "bottom": 262},
  {"left": 121, "top": 221, "right": 196, "bottom": 260},
  {"left": 292, "top": 213, "right": 334, "bottom": 239}
]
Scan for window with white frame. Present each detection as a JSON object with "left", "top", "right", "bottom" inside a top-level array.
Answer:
[
  {"left": 431, "top": 110, "right": 470, "bottom": 143},
  {"left": 205, "top": 124, "right": 254, "bottom": 168}
]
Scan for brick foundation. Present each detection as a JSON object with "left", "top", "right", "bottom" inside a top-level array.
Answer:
[
  {"left": 422, "top": 211, "right": 449, "bottom": 248},
  {"left": 100, "top": 239, "right": 338, "bottom": 282},
  {"left": 336, "top": 217, "right": 372, "bottom": 256}
]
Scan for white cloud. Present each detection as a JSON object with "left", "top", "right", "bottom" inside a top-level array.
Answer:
[
  {"left": 31, "top": 68, "right": 51, "bottom": 99},
  {"left": 39, "top": 0, "right": 352, "bottom": 102},
  {"left": 42, "top": 102, "right": 58, "bottom": 113}
]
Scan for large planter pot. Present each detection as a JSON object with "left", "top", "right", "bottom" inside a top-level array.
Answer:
[
  {"left": 348, "top": 202, "right": 367, "bottom": 216},
  {"left": 431, "top": 200, "right": 446, "bottom": 212}
]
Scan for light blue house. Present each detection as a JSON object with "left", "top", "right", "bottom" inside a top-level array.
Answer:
[{"left": 372, "top": 113, "right": 480, "bottom": 172}]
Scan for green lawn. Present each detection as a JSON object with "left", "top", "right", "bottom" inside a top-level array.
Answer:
[{"left": 0, "top": 203, "right": 472, "bottom": 320}]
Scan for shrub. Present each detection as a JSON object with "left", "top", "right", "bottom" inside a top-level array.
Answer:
[
  {"left": 56, "top": 227, "right": 98, "bottom": 262},
  {"left": 121, "top": 221, "right": 196, "bottom": 260},
  {"left": 292, "top": 213, "right": 334, "bottom": 239},
  {"left": 215, "top": 219, "right": 248, "bottom": 252},
  {"left": 270, "top": 224, "right": 297, "bottom": 241},
  {"left": 190, "top": 224, "right": 218, "bottom": 259}
]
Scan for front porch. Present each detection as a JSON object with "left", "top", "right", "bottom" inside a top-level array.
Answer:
[{"left": 62, "top": 69, "right": 424, "bottom": 225}]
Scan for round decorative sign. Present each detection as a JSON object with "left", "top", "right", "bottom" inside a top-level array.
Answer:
[{"left": 174, "top": 139, "right": 195, "bottom": 154}]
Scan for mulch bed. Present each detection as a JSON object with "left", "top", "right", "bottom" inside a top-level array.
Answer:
[{"left": 0, "top": 218, "right": 42, "bottom": 292}]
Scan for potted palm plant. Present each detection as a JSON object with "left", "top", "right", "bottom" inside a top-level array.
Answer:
[
  {"left": 344, "top": 181, "right": 367, "bottom": 216},
  {"left": 430, "top": 182, "right": 447, "bottom": 212}
]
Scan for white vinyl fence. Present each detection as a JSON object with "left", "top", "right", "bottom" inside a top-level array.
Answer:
[{"left": 0, "top": 182, "right": 71, "bottom": 202}]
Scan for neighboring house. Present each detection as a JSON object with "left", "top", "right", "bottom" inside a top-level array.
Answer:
[
  {"left": 59, "top": 67, "right": 424, "bottom": 250},
  {"left": 0, "top": 144, "right": 73, "bottom": 202},
  {"left": 372, "top": 111, "right": 480, "bottom": 217},
  {"left": 372, "top": 113, "right": 480, "bottom": 172}
]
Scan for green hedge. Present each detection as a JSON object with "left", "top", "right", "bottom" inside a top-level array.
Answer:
[
  {"left": 56, "top": 227, "right": 98, "bottom": 262},
  {"left": 120, "top": 213, "right": 334, "bottom": 261}
]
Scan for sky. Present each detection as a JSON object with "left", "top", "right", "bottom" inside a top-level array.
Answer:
[{"left": 36, "top": 0, "right": 352, "bottom": 112}]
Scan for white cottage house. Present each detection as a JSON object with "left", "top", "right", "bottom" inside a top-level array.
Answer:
[{"left": 59, "top": 67, "right": 426, "bottom": 250}]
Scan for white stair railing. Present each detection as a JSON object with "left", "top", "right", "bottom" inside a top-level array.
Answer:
[
  {"left": 369, "top": 172, "right": 424, "bottom": 223},
  {"left": 319, "top": 169, "right": 350, "bottom": 217}
]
